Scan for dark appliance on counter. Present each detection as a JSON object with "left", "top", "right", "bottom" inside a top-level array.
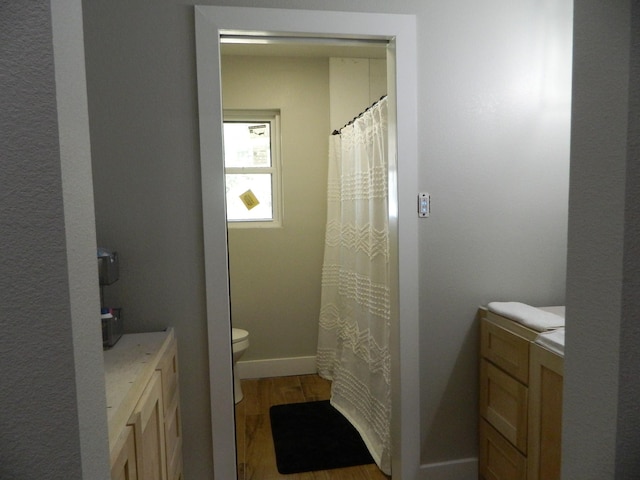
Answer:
[{"left": 98, "top": 248, "right": 123, "bottom": 348}]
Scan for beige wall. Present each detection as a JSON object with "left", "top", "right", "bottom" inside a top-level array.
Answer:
[
  {"left": 222, "top": 55, "right": 388, "bottom": 371},
  {"left": 222, "top": 55, "right": 330, "bottom": 363},
  {"left": 329, "top": 58, "right": 387, "bottom": 131}
]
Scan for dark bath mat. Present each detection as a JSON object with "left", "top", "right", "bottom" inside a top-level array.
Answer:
[{"left": 269, "top": 400, "right": 374, "bottom": 474}]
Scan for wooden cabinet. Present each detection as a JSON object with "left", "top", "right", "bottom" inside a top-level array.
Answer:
[
  {"left": 479, "top": 314, "right": 535, "bottom": 480},
  {"left": 105, "top": 330, "right": 183, "bottom": 480},
  {"left": 527, "top": 343, "right": 563, "bottom": 480},
  {"left": 479, "top": 310, "right": 563, "bottom": 480}
]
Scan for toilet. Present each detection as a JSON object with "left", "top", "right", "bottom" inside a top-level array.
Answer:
[{"left": 231, "top": 328, "right": 250, "bottom": 403}]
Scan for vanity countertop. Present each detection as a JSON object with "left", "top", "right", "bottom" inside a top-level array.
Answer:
[{"left": 103, "top": 328, "right": 174, "bottom": 448}]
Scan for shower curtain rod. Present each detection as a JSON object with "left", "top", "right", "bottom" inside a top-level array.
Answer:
[
  {"left": 220, "top": 34, "right": 389, "bottom": 47},
  {"left": 332, "top": 95, "right": 388, "bottom": 135}
]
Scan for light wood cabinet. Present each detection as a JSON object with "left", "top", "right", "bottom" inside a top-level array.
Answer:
[
  {"left": 105, "top": 330, "right": 183, "bottom": 480},
  {"left": 479, "top": 310, "right": 563, "bottom": 480},
  {"left": 527, "top": 343, "right": 563, "bottom": 480}
]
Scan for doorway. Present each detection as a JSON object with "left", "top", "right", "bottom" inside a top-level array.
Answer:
[
  {"left": 195, "top": 7, "right": 420, "bottom": 479},
  {"left": 223, "top": 40, "right": 387, "bottom": 476}
]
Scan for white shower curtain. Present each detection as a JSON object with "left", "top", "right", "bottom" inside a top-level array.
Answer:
[{"left": 316, "top": 97, "right": 391, "bottom": 475}]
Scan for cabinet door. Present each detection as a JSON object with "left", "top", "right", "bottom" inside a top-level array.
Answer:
[
  {"left": 129, "top": 370, "right": 167, "bottom": 480},
  {"left": 158, "top": 339, "right": 183, "bottom": 480},
  {"left": 528, "top": 344, "right": 563, "bottom": 480},
  {"left": 111, "top": 426, "right": 138, "bottom": 480}
]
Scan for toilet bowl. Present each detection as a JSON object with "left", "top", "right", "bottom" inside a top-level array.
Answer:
[{"left": 232, "top": 328, "right": 250, "bottom": 403}]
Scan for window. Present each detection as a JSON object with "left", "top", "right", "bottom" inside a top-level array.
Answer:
[{"left": 223, "top": 110, "right": 282, "bottom": 227}]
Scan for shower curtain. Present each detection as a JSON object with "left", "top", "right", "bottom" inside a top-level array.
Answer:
[{"left": 316, "top": 96, "right": 391, "bottom": 475}]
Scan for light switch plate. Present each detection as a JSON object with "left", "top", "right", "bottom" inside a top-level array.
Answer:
[{"left": 418, "top": 193, "right": 430, "bottom": 217}]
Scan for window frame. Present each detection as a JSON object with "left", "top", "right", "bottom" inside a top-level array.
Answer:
[{"left": 223, "top": 109, "right": 282, "bottom": 228}]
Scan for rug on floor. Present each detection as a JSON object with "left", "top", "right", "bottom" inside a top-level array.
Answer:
[{"left": 269, "top": 400, "right": 374, "bottom": 474}]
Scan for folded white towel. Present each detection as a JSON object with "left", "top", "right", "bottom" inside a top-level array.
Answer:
[{"left": 487, "top": 301, "right": 565, "bottom": 332}]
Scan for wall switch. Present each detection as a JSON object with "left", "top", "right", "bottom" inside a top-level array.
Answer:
[{"left": 418, "top": 193, "right": 430, "bottom": 217}]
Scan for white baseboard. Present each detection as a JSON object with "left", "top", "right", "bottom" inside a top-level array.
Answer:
[
  {"left": 419, "top": 457, "right": 478, "bottom": 480},
  {"left": 237, "top": 355, "right": 317, "bottom": 379}
]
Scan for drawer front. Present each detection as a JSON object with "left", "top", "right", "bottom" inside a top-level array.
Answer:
[
  {"left": 165, "top": 392, "right": 183, "bottom": 480},
  {"left": 158, "top": 339, "right": 179, "bottom": 413},
  {"left": 481, "top": 318, "right": 530, "bottom": 384},
  {"left": 480, "top": 359, "right": 528, "bottom": 453},
  {"left": 110, "top": 425, "right": 138, "bottom": 480},
  {"left": 480, "top": 419, "right": 527, "bottom": 480}
]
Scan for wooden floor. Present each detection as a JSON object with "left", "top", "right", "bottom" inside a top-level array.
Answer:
[{"left": 235, "top": 374, "right": 391, "bottom": 480}]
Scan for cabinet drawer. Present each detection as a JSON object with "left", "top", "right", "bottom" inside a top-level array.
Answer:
[
  {"left": 480, "top": 419, "right": 526, "bottom": 480},
  {"left": 481, "top": 318, "right": 530, "bottom": 384},
  {"left": 480, "top": 359, "right": 528, "bottom": 453}
]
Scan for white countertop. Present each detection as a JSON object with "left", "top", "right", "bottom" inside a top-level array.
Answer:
[
  {"left": 535, "top": 328, "right": 565, "bottom": 357},
  {"left": 103, "top": 329, "right": 174, "bottom": 448}
]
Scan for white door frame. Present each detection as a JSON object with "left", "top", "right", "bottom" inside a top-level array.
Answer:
[{"left": 195, "top": 6, "right": 419, "bottom": 479}]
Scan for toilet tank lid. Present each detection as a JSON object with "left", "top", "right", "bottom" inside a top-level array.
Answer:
[{"left": 232, "top": 328, "right": 249, "bottom": 343}]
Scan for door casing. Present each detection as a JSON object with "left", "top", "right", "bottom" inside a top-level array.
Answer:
[{"left": 195, "top": 6, "right": 420, "bottom": 478}]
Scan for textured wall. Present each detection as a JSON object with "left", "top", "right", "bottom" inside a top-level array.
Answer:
[
  {"left": 564, "top": 1, "right": 640, "bottom": 478},
  {"left": 0, "top": 2, "right": 83, "bottom": 478},
  {"left": 82, "top": 0, "right": 572, "bottom": 477},
  {"left": 14, "top": 1, "right": 637, "bottom": 479},
  {"left": 82, "top": 3, "right": 215, "bottom": 477},
  {"left": 51, "top": 0, "right": 111, "bottom": 477},
  {"left": 617, "top": 4, "right": 640, "bottom": 475},
  {"left": 418, "top": 0, "right": 573, "bottom": 463}
]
